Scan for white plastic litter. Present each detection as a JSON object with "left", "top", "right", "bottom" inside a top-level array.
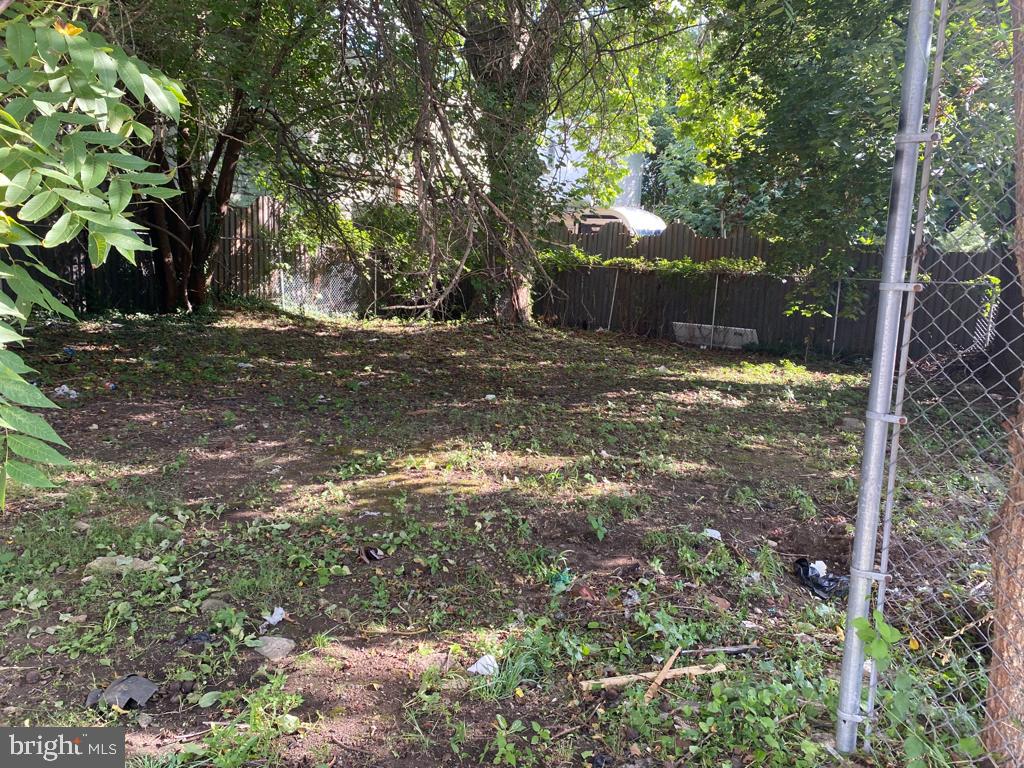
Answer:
[
  {"left": 237, "top": 362, "right": 255, "bottom": 369},
  {"left": 656, "top": 365, "right": 671, "bottom": 374},
  {"left": 484, "top": 394, "right": 497, "bottom": 402},
  {"left": 703, "top": 528, "right": 723, "bottom": 541},
  {"left": 467, "top": 654, "right": 498, "bottom": 676},
  {"left": 809, "top": 560, "right": 828, "bottom": 578},
  {"left": 53, "top": 384, "right": 79, "bottom": 399},
  {"left": 262, "top": 607, "right": 286, "bottom": 626}
]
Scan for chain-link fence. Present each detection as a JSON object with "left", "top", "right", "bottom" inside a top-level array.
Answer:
[
  {"left": 275, "top": 247, "right": 371, "bottom": 317},
  {"left": 837, "top": 0, "right": 1024, "bottom": 763}
]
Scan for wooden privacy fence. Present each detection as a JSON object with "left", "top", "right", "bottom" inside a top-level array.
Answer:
[
  {"left": 35, "top": 196, "right": 369, "bottom": 315},
  {"left": 539, "top": 222, "right": 1012, "bottom": 360}
]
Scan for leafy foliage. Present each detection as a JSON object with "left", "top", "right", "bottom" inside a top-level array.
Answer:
[{"left": 0, "top": 0, "right": 181, "bottom": 498}]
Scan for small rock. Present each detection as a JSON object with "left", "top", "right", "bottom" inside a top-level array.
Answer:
[
  {"left": 840, "top": 417, "right": 865, "bottom": 431},
  {"left": 707, "top": 595, "right": 731, "bottom": 612},
  {"left": 73, "top": 520, "right": 91, "bottom": 533},
  {"left": 467, "top": 654, "right": 498, "bottom": 676},
  {"left": 199, "top": 598, "right": 231, "bottom": 615},
  {"left": 181, "top": 680, "right": 195, "bottom": 694},
  {"left": 87, "top": 423, "right": 99, "bottom": 430},
  {"left": 254, "top": 636, "right": 296, "bottom": 661},
  {"left": 136, "top": 713, "right": 153, "bottom": 728},
  {"left": 85, "top": 689, "right": 103, "bottom": 708},
  {"left": 655, "top": 365, "right": 671, "bottom": 374},
  {"left": 796, "top": 633, "right": 814, "bottom": 644},
  {"left": 24, "top": 670, "right": 41, "bottom": 685},
  {"left": 85, "top": 555, "right": 159, "bottom": 576}
]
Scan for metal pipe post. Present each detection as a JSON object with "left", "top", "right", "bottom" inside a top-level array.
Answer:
[
  {"left": 835, "top": 0, "right": 936, "bottom": 752},
  {"left": 710, "top": 274, "right": 720, "bottom": 349}
]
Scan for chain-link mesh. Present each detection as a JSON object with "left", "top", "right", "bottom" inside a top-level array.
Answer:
[
  {"left": 840, "top": 0, "right": 1024, "bottom": 763},
  {"left": 275, "top": 247, "right": 371, "bottom": 318}
]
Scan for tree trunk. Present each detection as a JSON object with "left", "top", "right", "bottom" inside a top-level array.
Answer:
[{"left": 985, "top": 0, "right": 1024, "bottom": 760}]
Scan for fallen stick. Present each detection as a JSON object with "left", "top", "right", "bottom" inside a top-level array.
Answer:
[
  {"left": 678, "top": 644, "right": 759, "bottom": 657},
  {"left": 644, "top": 646, "right": 682, "bottom": 703},
  {"left": 579, "top": 663, "right": 726, "bottom": 692}
]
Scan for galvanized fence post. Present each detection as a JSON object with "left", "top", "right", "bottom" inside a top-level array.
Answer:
[{"left": 835, "top": 0, "right": 936, "bottom": 752}]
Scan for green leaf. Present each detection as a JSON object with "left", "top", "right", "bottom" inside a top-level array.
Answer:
[
  {"left": 142, "top": 74, "right": 179, "bottom": 121},
  {"left": 18, "top": 190, "right": 60, "bottom": 222},
  {"left": 118, "top": 57, "right": 146, "bottom": 105},
  {"left": 0, "top": 404, "right": 67, "bottom": 445},
  {"left": 0, "top": 293, "right": 26, "bottom": 321},
  {"left": 54, "top": 188, "right": 106, "bottom": 209},
  {"left": 5, "top": 168, "right": 41, "bottom": 206},
  {"left": 108, "top": 178, "right": 131, "bottom": 214},
  {"left": 138, "top": 186, "right": 181, "bottom": 199},
  {"left": 0, "top": 322, "right": 26, "bottom": 345},
  {"left": 6, "top": 434, "right": 70, "bottom": 466},
  {"left": 4, "top": 459, "right": 55, "bottom": 488},
  {"left": 0, "top": 377, "right": 58, "bottom": 408},
  {"left": 0, "top": 350, "right": 34, "bottom": 375},
  {"left": 197, "top": 691, "right": 222, "bottom": 708},
  {"left": 66, "top": 33, "right": 94, "bottom": 77},
  {"left": 6, "top": 22, "right": 36, "bottom": 68},
  {"left": 80, "top": 158, "right": 108, "bottom": 190},
  {"left": 131, "top": 121, "right": 154, "bottom": 144},
  {"left": 30, "top": 116, "right": 60, "bottom": 148},
  {"left": 88, "top": 231, "right": 110, "bottom": 267},
  {"left": 42, "top": 212, "right": 81, "bottom": 247}
]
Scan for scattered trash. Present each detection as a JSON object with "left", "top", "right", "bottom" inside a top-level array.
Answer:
[
  {"left": 100, "top": 674, "right": 158, "bottom": 709},
  {"left": 87, "top": 423, "right": 99, "bottom": 430},
  {"left": 622, "top": 588, "right": 641, "bottom": 608},
  {"left": 359, "top": 546, "right": 385, "bottom": 563},
  {"left": 199, "top": 597, "right": 231, "bottom": 615},
  {"left": 549, "top": 568, "right": 573, "bottom": 595},
  {"left": 568, "top": 582, "right": 598, "bottom": 602},
  {"left": 104, "top": 382, "right": 117, "bottom": 391},
  {"left": 484, "top": 394, "right": 497, "bottom": 402},
  {"left": 53, "top": 384, "right": 79, "bottom": 399},
  {"left": 702, "top": 528, "right": 722, "bottom": 541},
  {"left": 253, "top": 636, "right": 295, "bottom": 661},
  {"left": 794, "top": 557, "right": 850, "bottom": 600},
  {"left": 655, "top": 365, "right": 671, "bottom": 374},
  {"left": 359, "top": 510, "right": 381, "bottom": 518},
  {"left": 178, "top": 630, "right": 215, "bottom": 648},
  {"left": 62, "top": 347, "right": 76, "bottom": 358},
  {"left": 85, "top": 555, "right": 160, "bottom": 576},
  {"left": 237, "top": 362, "right": 255, "bottom": 369},
  {"left": 262, "top": 607, "right": 287, "bottom": 626},
  {"left": 467, "top": 654, "right": 499, "bottom": 676},
  {"left": 742, "top": 571, "right": 762, "bottom": 586}
]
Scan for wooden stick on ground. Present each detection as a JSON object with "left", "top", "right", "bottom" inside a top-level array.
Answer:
[
  {"left": 643, "top": 646, "right": 682, "bottom": 703},
  {"left": 579, "top": 662, "right": 726, "bottom": 692},
  {"left": 678, "top": 644, "right": 759, "bottom": 657}
]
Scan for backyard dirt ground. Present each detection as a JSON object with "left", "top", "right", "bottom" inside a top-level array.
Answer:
[{"left": 0, "top": 307, "right": 975, "bottom": 767}]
